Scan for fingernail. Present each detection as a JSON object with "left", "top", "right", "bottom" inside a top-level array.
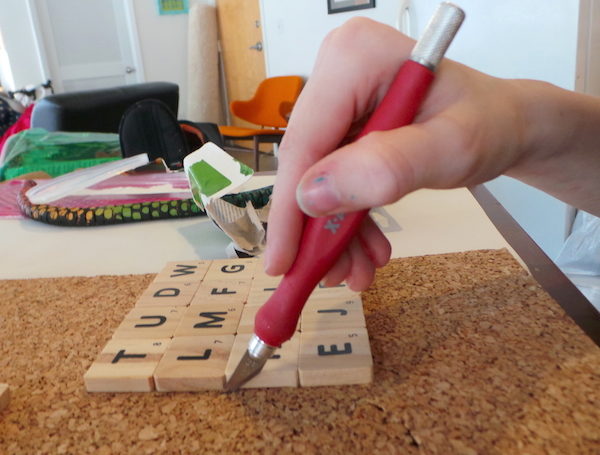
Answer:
[{"left": 296, "top": 174, "right": 341, "bottom": 216}]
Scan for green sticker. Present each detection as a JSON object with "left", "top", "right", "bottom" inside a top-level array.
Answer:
[
  {"left": 189, "top": 160, "right": 232, "bottom": 197},
  {"left": 239, "top": 162, "right": 254, "bottom": 176}
]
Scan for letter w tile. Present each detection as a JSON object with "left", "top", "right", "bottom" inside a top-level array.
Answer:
[{"left": 171, "top": 264, "right": 197, "bottom": 277}]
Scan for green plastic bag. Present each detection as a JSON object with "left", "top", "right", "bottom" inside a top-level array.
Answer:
[{"left": 0, "top": 128, "right": 121, "bottom": 181}]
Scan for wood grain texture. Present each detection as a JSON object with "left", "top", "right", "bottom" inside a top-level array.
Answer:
[
  {"left": 112, "top": 306, "right": 184, "bottom": 339},
  {"left": 191, "top": 279, "right": 252, "bottom": 305},
  {"left": 216, "top": 0, "right": 266, "bottom": 128},
  {"left": 298, "top": 328, "right": 373, "bottom": 387},
  {"left": 203, "top": 258, "right": 257, "bottom": 281},
  {"left": 154, "top": 335, "right": 235, "bottom": 392},
  {"left": 84, "top": 338, "right": 170, "bottom": 392},
  {"left": 301, "top": 297, "right": 366, "bottom": 331}
]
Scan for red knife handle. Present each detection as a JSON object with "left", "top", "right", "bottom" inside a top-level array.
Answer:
[{"left": 255, "top": 60, "right": 435, "bottom": 347}]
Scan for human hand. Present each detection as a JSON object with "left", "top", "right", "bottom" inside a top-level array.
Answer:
[{"left": 263, "top": 17, "right": 575, "bottom": 290}]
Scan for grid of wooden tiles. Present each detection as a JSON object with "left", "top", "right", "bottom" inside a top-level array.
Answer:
[{"left": 84, "top": 259, "right": 373, "bottom": 392}]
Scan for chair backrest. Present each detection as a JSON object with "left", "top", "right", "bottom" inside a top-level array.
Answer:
[
  {"left": 31, "top": 82, "right": 179, "bottom": 133},
  {"left": 230, "top": 76, "right": 304, "bottom": 128}
]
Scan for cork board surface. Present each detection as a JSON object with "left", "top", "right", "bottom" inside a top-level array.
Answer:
[{"left": 0, "top": 249, "right": 598, "bottom": 454}]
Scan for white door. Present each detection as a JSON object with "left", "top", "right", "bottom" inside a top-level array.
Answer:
[{"left": 30, "top": 0, "right": 144, "bottom": 93}]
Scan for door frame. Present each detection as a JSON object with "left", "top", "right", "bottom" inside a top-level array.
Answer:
[{"left": 26, "top": 0, "right": 145, "bottom": 93}]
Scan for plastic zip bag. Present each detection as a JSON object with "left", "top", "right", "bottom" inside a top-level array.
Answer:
[
  {"left": 556, "top": 210, "right": 600, "bottom": 311},
  {"left": 0, "top": 128, "right": 121, "bottom": 180},
  {"left": 556, "top": 210, "right": 600, "bottom": 275}
]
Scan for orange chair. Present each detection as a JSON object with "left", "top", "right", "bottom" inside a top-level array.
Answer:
[{"left": 219, "top": 76, "right": 304, "bottom": 170}]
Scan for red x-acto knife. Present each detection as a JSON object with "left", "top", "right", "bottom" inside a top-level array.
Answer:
[{"left": 225, "top": 2, "right": 465, "bottom": 391}]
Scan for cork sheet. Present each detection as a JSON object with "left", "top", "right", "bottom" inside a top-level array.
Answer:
[{"left": 0, "top": 249, "right": 598, "bottom": 454}]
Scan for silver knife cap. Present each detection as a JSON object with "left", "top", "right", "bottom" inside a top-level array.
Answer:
[{"left": 410, "top": 2, "right": 465, "bottom": 70}]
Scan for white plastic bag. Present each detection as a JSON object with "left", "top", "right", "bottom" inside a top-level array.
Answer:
[
  {"left": 556, "top": 210, "right": 600, "bottom": 275},
  {"left": 556, "top": 210, "right": 600, "bottom": 311}
]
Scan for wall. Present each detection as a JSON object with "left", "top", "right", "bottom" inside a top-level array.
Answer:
[
  {"left": 259, "top": 0, "right": 585, "bottom": 259},
  {"left": 132, "top": 0, "right": 197, "bottom": 118},
  {"left": 0, "top": 0, "right": 46, "bottom": 90},
  {"left": 260, "top": 0, "right": 401, "bottom": 77}
]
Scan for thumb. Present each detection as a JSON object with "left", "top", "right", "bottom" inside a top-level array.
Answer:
[{"left": 296, "top": 124, "right": 467, "bottom": 216}]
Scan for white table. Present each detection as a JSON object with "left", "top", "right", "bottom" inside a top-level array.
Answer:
[{"left": 0, "top": 181, "right": 515, "bottom": 279}]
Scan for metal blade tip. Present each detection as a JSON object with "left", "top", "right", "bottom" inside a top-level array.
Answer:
[{"left": 223, "top": 350, "right": 268, "bottom": 392}]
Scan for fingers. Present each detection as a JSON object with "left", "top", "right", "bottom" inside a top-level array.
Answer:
[
  {"left": 280, "top": 18, "right": 415, "bottom": 168},
  {"left": 357, "top": 215, "right": 392, "bottom": 268},
  {"left": 344, "top": 237, "right": 376, "bottom": 292},
  {"left": 294, "top": 125, "right": 434, "bottom": 216},
  {"left": 295, "top": 117, "right": 473, "bottom": 217},
  {"left": 321, "top": 216, "right": 391, "bottom": 290},
  {"left": 265, "top": 18, "right": 413, "bottom": 276}
]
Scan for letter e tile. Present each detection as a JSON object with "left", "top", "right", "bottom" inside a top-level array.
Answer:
[{"left": 298, "top": 328, "right": 372, "bottom": 387}]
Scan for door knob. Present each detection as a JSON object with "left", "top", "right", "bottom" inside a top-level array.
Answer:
[
  {"left": 125, "top": 66, "right": 136, "bottom": 74},
  {"left": 249, "top": 42, "right": 263, "bottom": 52}
]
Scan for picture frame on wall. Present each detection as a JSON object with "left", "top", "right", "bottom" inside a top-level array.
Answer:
[
  {"left": 328, "top": 0, "right": 376, "bottom": 14},
  {"left": 157, "top": 0, "right": 189, "bottom": 15}
]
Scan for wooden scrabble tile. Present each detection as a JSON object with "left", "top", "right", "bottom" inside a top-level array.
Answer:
[
  {"left": 298, "top": 328, "right": 372, "bottom": 387},
  {"left": 112, "top": 306, "right": 185, "bottom": 339},
  {"left": 246, "top": 281, "right": 358, "bottom": 306},
  {"left": 154, "top": 335, "right": 235, "bottom": 391},
  {"left": 301, "top": 297, "right": 366, "bottom": 331},
  {"left": 310, "top": 282, "right": 359, "bottom": 299},
  {"left": 203, "top": 258, "right": 256, "bottom": 281},
  {"left": 225, "top": 333, "right": 300, "bottom": 388},
  {"left": 236, "top": 304, "right": 260, "bottom": 334},
  {"left": 136, "top": 281, "right": 200, "bottom": 307},
  {"left": 246, "top": 292, "right": 273, "bottom": 306},
  {"left": 84, "top": 338, "right": 170, "bottom": 392},
  {"left": 190, "top": 279, "right": 252, "bottom": 305},
  {"left": 173, "top": 303, "right": 243, "bottom": 337},
  {"left": 246, "top": 285, "right": 278, "bottom": 305},
  {"left": 0, "top": 383, "right": 9, "bottom": 411},
  {"left": 153, "top": 260, "right": 210, "bottom": 283},
  {"left": 237, "top": 304, "right": 300, "bottom": 334},
  {"left": 250, "top": 273, "right": 282, "bottom": 288}
]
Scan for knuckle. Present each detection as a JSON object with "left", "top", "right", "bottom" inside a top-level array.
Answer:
[{"left": 324, "top": 17, "right": 380, "bottom": 52}]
